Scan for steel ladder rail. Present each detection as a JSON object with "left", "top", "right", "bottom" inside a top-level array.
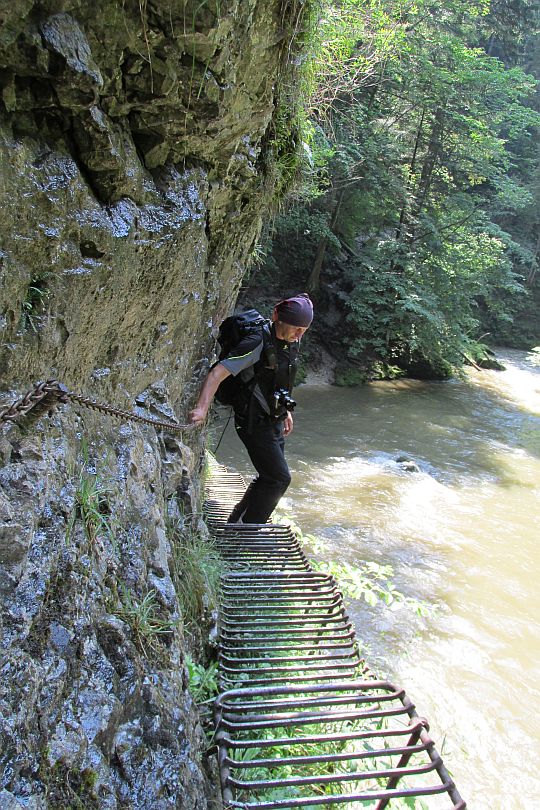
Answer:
[{"left": 206, "top": 459, "right": 466, "bottom": 809}]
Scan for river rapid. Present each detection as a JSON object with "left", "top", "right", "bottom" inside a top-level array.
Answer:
[{"left": 213, "top": 348, "right": 540, "bottom": 809}]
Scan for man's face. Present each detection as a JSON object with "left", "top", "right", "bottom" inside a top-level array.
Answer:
[
  {"left": 278, "top": 322, "right": 308, "bottom": 342},
  {"left": 272, "top": 313, "right": 309, "bottom": 342}
]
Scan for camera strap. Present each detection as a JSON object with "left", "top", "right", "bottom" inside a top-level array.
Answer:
[
  {"left": 251, "top": 382, "right": 271, "bottom": 416},
  {"left": 288, "top": 341, "right": 299, "bottom": 394},
  {"left": 241, "top": 329, "right": 300, "bottom": 433}
]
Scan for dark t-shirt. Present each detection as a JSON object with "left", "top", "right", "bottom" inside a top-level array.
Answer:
[
  {"left": 273, "top": 336, "right": 295, "bottom": 392},
  {"left": 219, "top": 328, "right": 296, "bottom": 421}
]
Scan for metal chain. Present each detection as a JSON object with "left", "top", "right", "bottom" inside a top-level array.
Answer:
[{"left": 0, "top": 380, "right": 194, "bottom": 434}]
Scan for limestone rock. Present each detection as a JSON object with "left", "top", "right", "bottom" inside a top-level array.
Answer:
[{"left": 0, "top": 0, "right": 307, "bottom": 806}]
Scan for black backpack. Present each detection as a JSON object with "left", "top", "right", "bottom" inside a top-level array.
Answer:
[{"left": 214, "top": 310, "right": 276, "bottom": 406}]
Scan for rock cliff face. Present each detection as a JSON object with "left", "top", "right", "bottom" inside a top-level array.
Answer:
[{"left": 0, "top": 2, "right": 305, "bottom": 806}]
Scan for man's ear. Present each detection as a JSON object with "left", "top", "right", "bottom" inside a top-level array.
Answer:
[{"left": 271, "top": 308, "right": 278, "bottom": 323}]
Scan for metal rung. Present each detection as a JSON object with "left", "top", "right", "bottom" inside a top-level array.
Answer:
[
  {"left": 221, "top": 572, "right": 331, "bottom": 578},
  {"left": 214, "top": 682, "right": 464, "bottom": 809},
  {"left": 205, "top": 461, "right": 466, "bottom": 809},
  {"left": 220, "top": 640, "right": 356, "bottom": 653},
  {"left": 222, "top": 622, "right": 352, "bottom": 642},
  {"left": 219, "top": 647, "right": 360, "bottom": 661},
  {"left": 221, "top": 591, "right": 339, "bottom": 602},
  {"left": 218, "top": 667, "right": 362, "bottom": 689}
]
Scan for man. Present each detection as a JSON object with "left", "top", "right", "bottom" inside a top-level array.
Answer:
[{"left": 189, "top": 293, "right": 313, "bottom": 523}]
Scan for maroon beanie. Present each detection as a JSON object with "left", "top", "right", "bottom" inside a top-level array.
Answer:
[{"left": 276, "top": 293, "right": 314, "bottom": 327}]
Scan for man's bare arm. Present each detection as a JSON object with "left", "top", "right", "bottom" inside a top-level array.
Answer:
[{"left": 188, "top": 363, "right": 231, "bottom": 426}]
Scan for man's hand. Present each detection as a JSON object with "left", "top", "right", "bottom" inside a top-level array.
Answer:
[
  {"left": 189, "top": 405, "right": 208, "bottom": 426},
  {"left": 283, "top": 411, "right": 294, "bottom": 436}
]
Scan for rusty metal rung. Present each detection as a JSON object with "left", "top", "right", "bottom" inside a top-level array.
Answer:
[
  {"left": 214, "top": 682, "right": 463, "bottom": 810},
  {"left": 205, "top": 460, "right": 466, "bottom": 809}
]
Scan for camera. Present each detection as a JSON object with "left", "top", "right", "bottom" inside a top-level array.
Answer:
[{"left": 274, "top": 388, "right": 297, "bottom": 412}]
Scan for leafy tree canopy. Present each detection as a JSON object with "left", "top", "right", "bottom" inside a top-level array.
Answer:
[{"left": 251, "top": 0, "right": 540, "bottom": 377}]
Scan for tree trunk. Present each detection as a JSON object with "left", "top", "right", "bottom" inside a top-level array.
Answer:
[
  {"left": 526, "top": 231, "right": 540, "bottom": 286},
  {"left": 306, "top": 188, "right": 346, "bottom": 294},
  {"left": 396, "top": 108, "right": 425, "bottom": 241},
  {"left": 409, "top": 108, "right": 445, "bottom": 229}
]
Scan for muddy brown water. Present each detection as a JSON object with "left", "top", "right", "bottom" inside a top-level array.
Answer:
[{"left": 213, "top": 348, "right": 540, "bottom": 808}]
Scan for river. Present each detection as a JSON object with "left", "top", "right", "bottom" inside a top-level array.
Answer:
[{"left": 212, "top": 348, "right": 540, "bottom": 809}]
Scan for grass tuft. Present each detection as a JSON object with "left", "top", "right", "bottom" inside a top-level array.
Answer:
[
  {"left": 168, "top": 515, "right": 222, "bottom": 630},
  {"left": 115, "top": 583, "right": 178, "bottom": 656},
  {"left": 69, "top": 471, "right": 113, "bottom": 546}
]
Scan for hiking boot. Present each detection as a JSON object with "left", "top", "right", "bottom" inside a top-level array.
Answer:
[
  {"left": 226, "top": 504, "right": 245, "bottom": 523},
  {"left": 226, "top": 482, "right": 255, "bottom": 523}
]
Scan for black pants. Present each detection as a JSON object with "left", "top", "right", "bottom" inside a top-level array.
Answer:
[{"left": 232, "top": 419, "right": 292, "bottom": 524}]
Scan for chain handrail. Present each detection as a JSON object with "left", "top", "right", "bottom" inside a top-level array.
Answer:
[{"left": 0, "top": 380, "right": 194, "bottom": 434}]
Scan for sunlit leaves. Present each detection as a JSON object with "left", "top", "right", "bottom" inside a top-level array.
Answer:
[
  {"left": 307, "top": 0, "right": 538, "bottom": 365},
  {"left": 260, "top": 0, "right": 538, "bottom": 367}
]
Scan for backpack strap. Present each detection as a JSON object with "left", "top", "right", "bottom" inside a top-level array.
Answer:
[
  {"left": 261, "top": 321, "right": 277, "bottom": 370},
  {"left": 240, "top": 322, "right": 278, "bottom": 433}
]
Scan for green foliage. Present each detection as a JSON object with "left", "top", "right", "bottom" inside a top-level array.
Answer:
[
  {"left": 262, "top": 0, "right": 324, "bottom": 202},
  {"left": 312, "top": 558, "right": 432, "bottom": 617},
  {"left": 228, "top": 715, "right": 432, "bottom": 808},
  {"left": 293, "top": 356, "right": 308, "bottom": 385},
  {"left": 333, "top": 363, "right": 368, "bottom": 386},
  {"left": 340, "top": 216, "right": 525, "bottom": 374},
  {"left": 21, "top": 276, "right": 49, "bottom": 332},
  {"left": 69, "top": 470, "right": 113, "bottom": 546},
  {"left": 115, "top": 583, "right": 178, "bottom": 656},
  {"left": 267, "top": 96, "right": 307, "bottom": 201},
  {"left": 168, "top": 513, "right": 221, "bottom": 629},
  {"left": 372, "top": 362, "right": 406, "bottom": 380},
  {"left": 255, "top": 0, "right": 540, "bottom": 371},
  {"left": 185, "top": 655, "right": 219, "bottom": 703},
  {"left": 67, "top": 442, "right": 116, "bottom": 548},
  {"left": 39, "top": 758, "right": 100, "bottom": 809},
  {"left": 276, "top": 207, "right": 341, "bottom": 249}
]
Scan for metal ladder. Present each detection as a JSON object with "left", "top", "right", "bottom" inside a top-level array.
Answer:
[{"left": 206, "top": 461, "right": 466, "bottom": 809}]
